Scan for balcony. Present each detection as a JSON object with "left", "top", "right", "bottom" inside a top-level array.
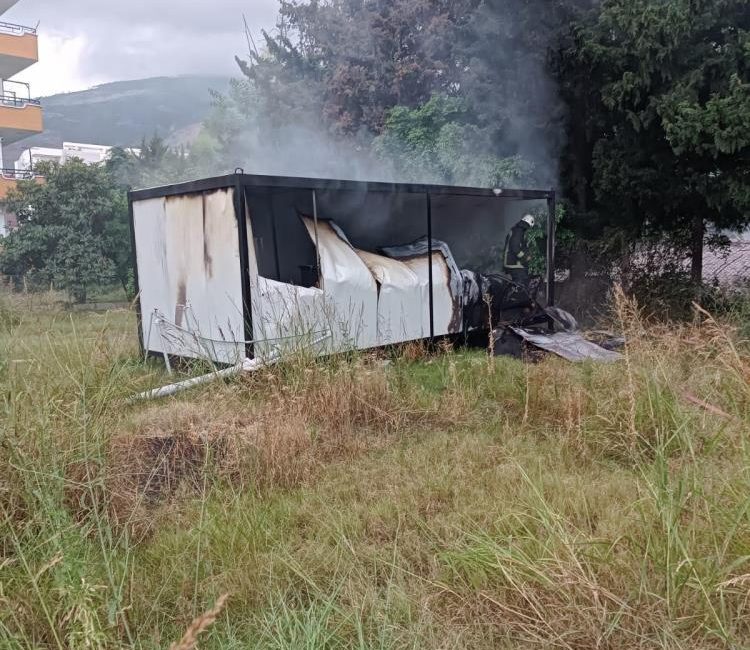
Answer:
[
  {"left": 0, "top": 21, "right": 37, "bottom": 77},
  {"left": 0, "top": 167, "right": 39, "bottom": 199},
  {"left": 0, "top": 90, "right": 42, "bottom": 143}
]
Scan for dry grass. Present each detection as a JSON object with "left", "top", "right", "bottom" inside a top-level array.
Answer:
[
  {"left": 100, "top": 355, "right": 456, "bottom": 538},
  {"left": 169, "top": 593, "right": 229, "bottom": 650},
  {"left": 3, "top": 291, "right": 750, "bottom": 648}
]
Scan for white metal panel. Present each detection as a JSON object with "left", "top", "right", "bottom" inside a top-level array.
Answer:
[
  {"left": 356, "top": 250, "right": 426, "bottom": 345},
  {"left": 250, "top": 277, "right": 328, "bottom": 359},
  {"left": 133, "top": 196, "right": 170, "bottom": 350},
  {"left": 134, "top": 188, "right": 245, "bottom": 364},
  {"left": 303, "top": 218, "right": 379, "bottom": 350},
  {"left": 399, "top": 254, "right": 457, "bottom": 338}
]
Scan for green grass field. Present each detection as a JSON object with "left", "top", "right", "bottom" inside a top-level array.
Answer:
[{"left": 2, "top": 293, "right": 750, "bottom": 648}]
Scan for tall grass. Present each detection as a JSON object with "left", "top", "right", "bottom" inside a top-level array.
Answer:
[{"left": 2, "top": 292, "right": 750, "bottom": 648}]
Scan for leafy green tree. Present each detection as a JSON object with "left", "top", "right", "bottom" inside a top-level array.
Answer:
[
  {"left": 575, "top": 0, "right": 750, "bottom": 283},
  {"left": 108, "top": 135, "right": 200, "bottom": 189},
  {"left": 238, "top": 0, "right": 479, "bottom": 136},
  {"left": 374, "top": 95, "right": 535, "bottom": 186},
  {"left": 0, "top": 160, "right": 130, "bottom": 303},
  {"left": 224, "top": 0, "right": 589, "bottom": 188}
]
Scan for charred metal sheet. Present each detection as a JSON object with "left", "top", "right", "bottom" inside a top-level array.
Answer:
[
  {"left": 462, "top": 270, "right": 481, "bottom": 308},
  {"left": 510, "top": 328, "right": 623, "bottom": 363},
  {"left": 382, "top": 238, "right": 463, "bottom": 303},
  {"left": 544, "top": 306, "right": 578, "bottom": 332},
  {"left": 382, "top": 238, "right": 463, "bottom": 335}
]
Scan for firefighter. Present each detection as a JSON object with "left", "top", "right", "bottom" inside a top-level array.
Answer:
[{"left": 503, "top": 214, "right": 535, "bottom": 288}]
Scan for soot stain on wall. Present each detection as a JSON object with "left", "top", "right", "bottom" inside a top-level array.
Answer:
[
  {"left": 175, "top": 282, "right": 187, "bottom": 327},
  {"left": 202, "top": 194, "right": 214, "bottom": 279}
]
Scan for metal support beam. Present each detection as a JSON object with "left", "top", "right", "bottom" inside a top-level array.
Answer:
[
  {"left": 235, "top": 175, "right": 254, "bottom": 359},
  {"left": 427, "top": 193, "right": 435, "bottom": 339},
  {"left": 312, "top": 189, "right": 321, "bottom": 283},
  {"left": 546, "top": 191, "right": 557, "bottom": 307}
]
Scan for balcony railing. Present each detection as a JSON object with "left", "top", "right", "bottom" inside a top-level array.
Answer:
[
  {"left": 0, "top": 93, "right": 40, "bottom": 108},
  {"left": 0, "top": 20, "right": 36, "bottom": 37},
  {"left": 1, "top": 168, "right": 35, "bottom": 180}
]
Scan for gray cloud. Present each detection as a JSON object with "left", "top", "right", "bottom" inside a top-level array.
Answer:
[{"left": 4, "top": 0, "right": 279, "bottom": 93}]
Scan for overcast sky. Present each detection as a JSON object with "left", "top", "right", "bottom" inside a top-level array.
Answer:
[{"left": 4, "top": 0, "right": 280, "bottom": 96}]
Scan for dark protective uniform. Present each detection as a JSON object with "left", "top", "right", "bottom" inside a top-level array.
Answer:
[{"left": 503, "top": 219, "right": 532, "bottom": 287}]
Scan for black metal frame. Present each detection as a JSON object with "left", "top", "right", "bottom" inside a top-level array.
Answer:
[{"left": 129, "top": 173, "right": 557, "bottom": 359}]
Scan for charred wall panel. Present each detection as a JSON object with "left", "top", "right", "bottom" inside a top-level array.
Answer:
[
  {"left": 244, "top": 196, "right": 327, "bottom": 360},
  {"left": 133, "top": 188, "right": 245, "bottom": 364},
  {"left": 244, "top": 190, "right": 277, "bottom": 281}
]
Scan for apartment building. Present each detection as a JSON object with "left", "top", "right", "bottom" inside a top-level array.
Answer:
[
  {"left": 15, "top": 142, "right": 120, "bottom": 170},
  {"left": 0, "top": 0, "right": 42, "bottom": 235}
]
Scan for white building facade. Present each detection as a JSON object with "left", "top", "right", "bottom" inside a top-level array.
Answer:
[{"left": 14, "top": 142, "right": 121, "bottom": 171}]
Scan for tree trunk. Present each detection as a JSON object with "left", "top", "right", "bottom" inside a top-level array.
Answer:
[
  {"left": 118, "top": 271, "right": 131, "bottom": 301},
  {"left": 690, "top": 213, "right": 704, "bottom": 287},
  {"left": 72, "top": 284, "right": 87, "bottom": 304}
]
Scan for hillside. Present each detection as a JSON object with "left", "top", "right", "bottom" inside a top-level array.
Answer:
[{"left": 5, "top": 75, "right": 230, "bottom": 164}]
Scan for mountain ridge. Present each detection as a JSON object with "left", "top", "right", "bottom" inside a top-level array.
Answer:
[{"left": 5, "top": 75, "right": 231, "bottom": 165}]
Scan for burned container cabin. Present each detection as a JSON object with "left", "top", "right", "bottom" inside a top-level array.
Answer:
[{"left": 129, "top": 173, "right": 557, "bottom": 365}]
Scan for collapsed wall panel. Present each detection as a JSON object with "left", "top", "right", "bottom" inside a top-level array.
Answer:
[
  {"left": 248, "top": 276, "right": 327, "bottom": 359},
  {"left": 302, "top": 218, "right": 379, "bottom": 350},
  {"left": 356, "top": 250, "right": 426, "bottom": 345}
]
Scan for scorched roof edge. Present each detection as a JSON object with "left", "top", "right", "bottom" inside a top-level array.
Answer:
[{"left": 128, "top": 173, "right": 554, "bottom": 202}]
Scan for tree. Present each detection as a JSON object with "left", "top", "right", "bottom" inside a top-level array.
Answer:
[
  {"left": 374, "top": 94, "right": 535, "bottom": 186},
  {"left": 456, "top": 0, "right": 598, "bottom": 186},
  {"left": 223, "top": 0, "right": 592, "bottom": 188},
  {"left": 200, "top": 0, "right": 749, "bottom": 304},
  {"left": 237, "top": 0, "right": 479, "bottom": 136},
  {"left": 108, "top": 135, "right": 201, "bottom": 189},
  {"left": 0, "top": 160, "right": 130, "bottom": 303},
  {"left": 574, "top": 0, "right": 750, "bottom": 284}
]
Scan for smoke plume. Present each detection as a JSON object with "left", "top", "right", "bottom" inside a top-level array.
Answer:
[{"left": 197, "top": 0, "right": 567, "bottom": 191}]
